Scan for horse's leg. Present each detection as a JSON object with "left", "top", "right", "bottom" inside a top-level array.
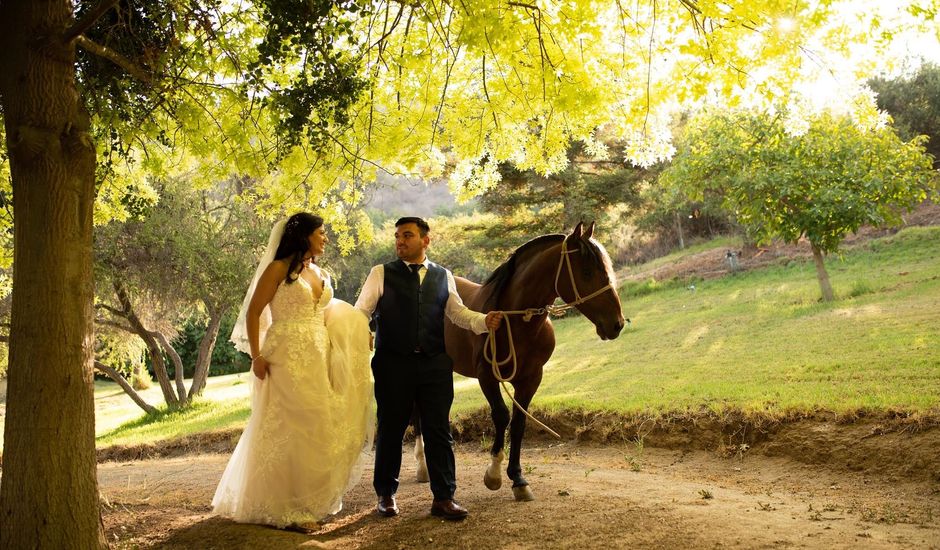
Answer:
[
  {"left": 507, "top": 381, "right": 539, "bottom": 502},
  {"left": 479, "top": 376, "right": 510, "bottom": 491},
  {"left": 411, "top": 405, "right": 429, "bottom": 483}
]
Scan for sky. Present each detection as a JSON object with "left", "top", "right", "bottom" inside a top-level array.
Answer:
[
  {"left": 697, "top": 2, "right": 940, "bottom": 136},
  {"left": 800, "top": 2, "right": 939, "bottom": 108}
]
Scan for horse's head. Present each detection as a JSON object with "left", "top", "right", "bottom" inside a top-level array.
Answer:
[{"left": 557, "top": 222, "right": 625, "bottom": 340}]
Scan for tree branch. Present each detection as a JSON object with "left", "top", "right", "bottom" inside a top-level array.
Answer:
[
  {"left": 75, "top": 35, "right": 152, "bottom": 84},
  {"left": 95, "top": 302, "right": 129, "bottom": 319},
  {"left": 643, "top": 0, "right": 658, "bottom": 137},
  {"left": 62, "top": 0, "right": 121, "bottom": 44},
  {"left": 94, "top": 361, "right": 159, "bottom": 415},
  {"left": 154, "top": 331, "right": 188, "bottom": 406},
  {"left": 482, "top": 54, "right": 500, "bottom": 131},
  {"left": 113, "top": 279, "right": 179, "bottom": 405},
  {"left": 323, "top": 131, "right": 409, "bottom": 178},
  {"left": 95, "top": 318, "right": 136, "bottom": 334}
]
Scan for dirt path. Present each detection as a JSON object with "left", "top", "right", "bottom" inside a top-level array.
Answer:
[{"left": 100, "top": 441, "right": 939, "bottom": 549}]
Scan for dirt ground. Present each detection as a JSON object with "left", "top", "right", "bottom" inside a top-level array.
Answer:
[{"left": 100, "top": 435, "right": 940, "bottom": 550}]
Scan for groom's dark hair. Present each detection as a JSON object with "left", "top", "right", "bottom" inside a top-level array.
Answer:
[{"left": 396, "top": 216, "right": 430, "bottom": 237}]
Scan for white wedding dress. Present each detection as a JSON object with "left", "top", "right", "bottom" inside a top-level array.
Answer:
[{"left": 212, "top": 275, "right": 373, "bottom": 527}]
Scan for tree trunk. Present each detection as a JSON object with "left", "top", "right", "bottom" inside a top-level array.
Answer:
[
  {"left": 810, "top": 242, "right": 835, "bottom": 302},
  {"left": 94, "top": 361, "right": 158, "bottom": 415},
  {"left": 142, "top": 333, "right": 178, "bottom": 406},
  {"left": 0, "top": 1, "right": 107, "bottom": 547},
  {"left": 114, "top": 281, "right": 179, "bottom": 406},
  {"left": 155, "top": 332, "right": 188, "bottom": 407},
  {"left": 189, "top": 306, "right": 224, "bottom": 399}
]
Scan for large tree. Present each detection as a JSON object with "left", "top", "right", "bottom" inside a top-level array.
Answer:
[
  {"left": 1, "top": 0, "right": 937, "bottom": 546},
  {"left": 0, "top": 1, "right": 364, "bottom": 546},
  {"left": 661, "top": 111, "right": 936, "bottom": 300}
]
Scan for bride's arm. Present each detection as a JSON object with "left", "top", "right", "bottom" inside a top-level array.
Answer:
[{"left": 247, "top": 260, "right": 288, "bottom": 379}]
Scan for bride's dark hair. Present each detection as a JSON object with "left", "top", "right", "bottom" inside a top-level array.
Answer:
[{"left": 274, "top": 212, "right": 324, "bottom": 284}]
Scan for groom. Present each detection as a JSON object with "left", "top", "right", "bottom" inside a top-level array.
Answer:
[{"left": 356, "top": 216, "right": 502, "bottom": 520}]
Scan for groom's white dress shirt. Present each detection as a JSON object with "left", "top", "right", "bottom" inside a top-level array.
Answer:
[{"left": 354, "top": 259, "right": 489, "bottom": 335}]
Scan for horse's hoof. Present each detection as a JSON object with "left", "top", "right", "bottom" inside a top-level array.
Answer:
[
  {"left": 512, "top": 485, "right": 535, "bottom": 501},
  {"left": 483, "top": 471, "right": 502, "bottom": 490},
  {"left": 416, "top": 465, "right": 430, "bottom": 483},
  {"left": 484, "top": 451, "right": 504, "bottom": 490}
]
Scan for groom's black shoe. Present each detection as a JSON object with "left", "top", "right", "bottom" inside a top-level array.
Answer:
[
  {"left": 430, "top": 499, "right": 468, "bottom": 520},
  {"left": 377, "top": 495, "right": 399, "bottom": 517}
]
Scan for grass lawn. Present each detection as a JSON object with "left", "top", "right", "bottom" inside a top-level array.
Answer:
[
  {"left": 88, "top": 226, "right": 940, "bottom": 447},
  {"left": 93, "top": 374, "right": 253, "bottom": 448}
]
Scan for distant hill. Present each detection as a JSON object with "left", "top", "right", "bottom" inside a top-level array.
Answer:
[{"left": 364, "top": 172, "right": 469, "bottom": 221}]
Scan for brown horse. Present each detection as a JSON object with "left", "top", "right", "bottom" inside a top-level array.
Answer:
[{"left": 434, "top": 222, "right": 625, "bottom": 501}]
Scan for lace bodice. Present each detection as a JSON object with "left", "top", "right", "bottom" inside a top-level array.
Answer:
[{"left": 269, "top": 273, "right": 333, "bottom": 323}]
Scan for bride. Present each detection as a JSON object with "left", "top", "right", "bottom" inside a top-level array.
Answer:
[{"left": 213, "top": 212, "right": 373, "bottom": 532}]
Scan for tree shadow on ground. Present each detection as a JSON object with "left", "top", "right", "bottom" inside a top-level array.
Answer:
[{"left": 153, "top": 509, "right": 378, "bottom": 549}]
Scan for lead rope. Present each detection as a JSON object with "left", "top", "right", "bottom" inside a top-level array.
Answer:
[
  {"left": 482, "top": 240, "right": 615, "bottom": 439},
  {"left": 483, "top": 311, "right": 561, "bottom": 438}
]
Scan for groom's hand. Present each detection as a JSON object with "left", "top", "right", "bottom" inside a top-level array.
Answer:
[{"left": 485, "top": 311, "right": 503, "bottom": 331}]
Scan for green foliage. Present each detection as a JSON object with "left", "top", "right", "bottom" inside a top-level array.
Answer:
[
  {"left": 327, "top": 224, "right": 394, "bottom": 304},
  {"left": 248, "top": 0, "right": 370, "bottom": 155},
  {"left": 662, "top": 112, "right": 937, "bottom": 254},
  {"left": 77, "top": 0, "right": 184, "bottom": 174},
  {"left": 262, "top": 0, "right": 936, "bottom": 206},
  {"left": 329, "top": 211, "right": 515, "bottom": 304},
  {"left": 633, "top": 181, "right": 735, "bottom": 244},
  {"left": 424, "top": 212, "right": 520, "bottom": 283},
  {"left": 96, "top": 178, "right": 266, "bottom": 314},
  {"left": 870, "top": 62, "right": 940, "bottom": 167},
  {"left": 94, "top": 177, "right": 268, "bottom": 398},
  {"left": 0, "top": 123, "right": 11, "bottom": 271},
  {"left": 8, "top": 1, "right": 938, "bottom": 257},
  {"left": 94, "top": 324, "right": 147, "bottom": 378},
  {"left": 479, "top": 144, "right": 649, "bottom": 238}
]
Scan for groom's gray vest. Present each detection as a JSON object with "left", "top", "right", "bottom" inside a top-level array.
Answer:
[{"left": 373, "top": 260, "right": 449, "bottom": 356}]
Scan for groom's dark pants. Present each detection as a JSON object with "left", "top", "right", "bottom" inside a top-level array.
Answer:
[{"left": 372, "top": 348, "right": 456, "bottom": 501}]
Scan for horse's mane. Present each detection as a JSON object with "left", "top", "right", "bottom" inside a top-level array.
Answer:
[{"left": 481, "top": 233, "right": 612, "bottom": 309}]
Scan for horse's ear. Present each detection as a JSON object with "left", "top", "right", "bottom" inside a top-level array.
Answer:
[
  {"left": 569, "top": 221, "right": 584, "bottom": 241},
  {"left": 583, "top": 221, "right": 595, "bottom": 240}
]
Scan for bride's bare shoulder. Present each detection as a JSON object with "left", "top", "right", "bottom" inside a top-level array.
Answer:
[{"left": 265, "top": 259, "right": 291, "bottom": 278}]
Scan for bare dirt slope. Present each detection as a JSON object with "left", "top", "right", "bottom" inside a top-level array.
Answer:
[
  {"left": 619, "top": 202, "right": 940, "bottom": 283},
  {"left": 100, "top": 441, "right": 939, "bottom": 549}
]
